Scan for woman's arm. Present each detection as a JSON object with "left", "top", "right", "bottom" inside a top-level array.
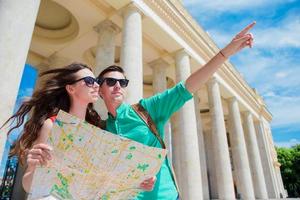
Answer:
[
  {"left": 185, "top": 22, "right": 256, "bottom": 93},
  {"left": 22, "top": 119, "right": 53, "bottom": 192}
]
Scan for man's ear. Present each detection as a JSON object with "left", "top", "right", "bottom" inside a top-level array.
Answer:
[
  {"left": 98, "top": 89, "right": 103, "bottom": 99},
  {"left": 65, "top": 85, "right": 75, "bottom": 95}
]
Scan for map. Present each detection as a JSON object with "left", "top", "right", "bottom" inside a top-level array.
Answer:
[{"left": 28, "top": 110, "right": 167, "bottom": 200}]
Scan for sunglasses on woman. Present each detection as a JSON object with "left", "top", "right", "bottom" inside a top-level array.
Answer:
[
  {"left": 71, "top": 76, "right": 99, "bottom": 87},
  {"left": 98, "top": 77, "right": 129, "bottom": 88}
]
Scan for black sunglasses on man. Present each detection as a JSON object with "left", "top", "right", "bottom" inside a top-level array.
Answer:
[{"left": 98, "top": 77, "right": 129, "bottom": 88}]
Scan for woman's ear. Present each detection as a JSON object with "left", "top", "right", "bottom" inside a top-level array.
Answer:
[{"left": 65, "top": 84, "right": 75, "bottom": 95}]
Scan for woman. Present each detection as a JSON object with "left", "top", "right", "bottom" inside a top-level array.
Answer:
[
  {"left": 1, "top": 62, "right": 101, "bottom": 192},
  {"left": 2, "top": 62, "right": 154, "bottom": 194}
]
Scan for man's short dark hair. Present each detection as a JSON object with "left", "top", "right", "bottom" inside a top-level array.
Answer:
[{"left": 97, "top": 65, "right": 125, "bottom": 79}]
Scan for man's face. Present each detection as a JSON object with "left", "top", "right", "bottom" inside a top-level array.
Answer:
[{"left": 98, "top": 71, "right": 127, "bottom": 105}]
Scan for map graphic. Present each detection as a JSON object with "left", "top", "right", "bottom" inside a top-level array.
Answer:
[{"left": 28, "top": 110, "right": 167, "bottom": 200}]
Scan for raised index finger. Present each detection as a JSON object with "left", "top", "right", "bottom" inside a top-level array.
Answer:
[{"left": 237, "top": 21, "right": 256, "bottom": 37}]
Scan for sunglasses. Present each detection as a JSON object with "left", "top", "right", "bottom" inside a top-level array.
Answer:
[
  {"left": 71, "top": 76, "right": 99, "bottom": 87},
  {"left": 98, "top": 77, "right": 129, "bottom": 88}
]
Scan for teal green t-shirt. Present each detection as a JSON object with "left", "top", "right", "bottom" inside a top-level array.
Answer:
[{"left": 106, "top": 82, "right": 193, "bottom": 200}]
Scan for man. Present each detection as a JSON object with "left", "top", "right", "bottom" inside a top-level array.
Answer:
[{"left": 97, "top": 22, "right": 255, "bottom": 200}]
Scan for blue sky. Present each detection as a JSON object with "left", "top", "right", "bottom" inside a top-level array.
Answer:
[
  {"left": 0, "top": 64, "right": 37, "bottom": 178},
  {"left": 183, "top": 0, "right": 300, "bottom": 147}
]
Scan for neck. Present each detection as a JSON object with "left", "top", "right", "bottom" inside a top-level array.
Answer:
[
  {"left": 69, "top": 101, "right": 88, "bottom": 120},
  {"left": 106, "top": 101, "right": 122, "bottom": 118}
]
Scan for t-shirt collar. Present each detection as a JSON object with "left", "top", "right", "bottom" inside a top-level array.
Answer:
[{"left": 107, "top": 102, "right": 127, "bottom": 120}]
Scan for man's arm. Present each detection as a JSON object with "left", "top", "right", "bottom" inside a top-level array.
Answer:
[{"left": 185, "top": 22, "right": 256, "bottom": 93}]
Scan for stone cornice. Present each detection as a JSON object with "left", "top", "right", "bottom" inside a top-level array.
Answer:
[{"left": 143, "top": 0, "right": 272, "bottom": 121}]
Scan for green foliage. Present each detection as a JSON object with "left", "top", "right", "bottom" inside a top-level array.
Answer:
[{"left": 276, "top": 144, "right": 300, "bottom": 197}]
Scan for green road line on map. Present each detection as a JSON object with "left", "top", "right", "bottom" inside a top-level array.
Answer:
[
  {"left": 137, "top": 163, "right": 149, "bottom": 172},
  {"left": 111, "top": 149, "right": 118, "bottom": 154},
  {"left": 101, "top": 194, "right": 109, "bottom": 200},
  {"left": 50, "top": 172, "right": 73, "bottom": 199},
  {"left": 129, "top": 146, "right": 136, "bottom": 150},
  {"left": 56, "top": 120, "right": 64, "bottom": 127},
  {"left": 126, "top": 153, "right": 133, "bottom": 160},
  {"left": 67, "top": 134, "right": 74, "bottom": 142}
]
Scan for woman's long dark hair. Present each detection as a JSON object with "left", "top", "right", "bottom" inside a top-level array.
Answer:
[{"left": 1, "top": 62, "right": 102, "bottom": 162}]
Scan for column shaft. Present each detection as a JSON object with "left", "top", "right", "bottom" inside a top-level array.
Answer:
[
  {"left": 175, "top": 50, "right": 203, "bottom": 199},
  {"left": 243, "top": 112, "right": 268, "bottom": 199},
  {"left": 228, "top": 98, "right": 255, "bottom": 199},
  {"left": 207, "top": 77, "right": 235, "bottom": 199},
  {"left": 94, "top": 20, "right": 120, "bottom": 75},
  {"left": 194, "top": 96, "right": 210, "bottom": 199},
  {"left": 0, "top": 0, "right": 41, "bottom": 161},
  {"left": 171, "top": 112, "right": 182, "bottom": 189},
  {"left": 94, "top": 20, "right": 120, "bottom": 118},
  {"left": 150, "top": 59, "right": 172, "bottom": 162},
  {"left": 120, "top": 4, "right": 143, "bottom": 104},
  {"left": 255, "top": 120, "right": 277, "bottom": 198},
  {"left": 203, "top": 129, "right": 218, "bottom": 198}
]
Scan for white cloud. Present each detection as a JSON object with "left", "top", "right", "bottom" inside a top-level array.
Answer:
[
  {"left": 206, "top": 16, "right": 300, "bottom": 50},
  {"left": 275, "top": 72, "right": 288, "bottom": 78},
  {"left": 254, "top": 19, "right": 300, "bottom": 48},
  {"left": 275, "top": 138, "right": 300, "bottom": 148},
  {"left": 266, "top": 95, "right": 300, "bottom": 127}
]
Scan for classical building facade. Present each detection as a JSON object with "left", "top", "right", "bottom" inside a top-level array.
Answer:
[{"left": 0, "top": 0, "right": 287, "bottom": 199}]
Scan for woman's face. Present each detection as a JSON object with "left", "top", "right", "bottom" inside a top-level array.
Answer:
[{"left": 67, "top": 68, "right": 99, "bottom": 104}]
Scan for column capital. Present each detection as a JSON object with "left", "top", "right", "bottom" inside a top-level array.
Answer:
[
  {"left": 243, "top": 110, "right": 252, "bottom": 118},
  {"left": 48, "top": 53, "right": 70, "bottom": 68},
  {"left": 207, "top": 76, "right": 219, "bottom": 86},
  {"left": 148, "top": 58, "right": 169, "bottom": 69},
  {"left": 38, "top": 53, "right": 70, "bottom": 70},
  {"left": 174, "top": 48, "right": 189, "bottom": 59},
  {"left": 93, "top": 19, "right": 120, "bottom": 35},
  {"left": 120, "top": 3, "right": 143, "bottom": 18},
  {"left": 228, "top": 96, "right": 238, "bottom": 103}
]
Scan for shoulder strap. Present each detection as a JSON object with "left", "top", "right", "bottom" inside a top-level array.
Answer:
[
  {"left": 131, "top": 103, "right": 166, "bottom": 149},
  {"left": 131, "top": 103, "right": 181, "bottom": 196}
]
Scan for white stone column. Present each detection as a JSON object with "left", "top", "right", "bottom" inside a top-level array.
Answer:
[
  {"left": 94, "top": 20, "right": 120, "bottom": 76},
  {"left": 243, "top": 112, "right": 268, "bottom": 199},
  {"left": 228, "top": 97, "right": 255, "bottom": 199},
  {"left": 203, "top": 128, "right": 218, "bottom": 199},
  {"left": 149, "top": 58, "right": 172, "bottom": 162},
  {"left": 120, "top": 4, "right": 143, "bottom": 104},
  {"left": 207, "top": 77, "right": 235, "bottom": 199},
  {"left": 175, "top": 49, "right": 203, "bottom": 199},
  {"left": 264, "top": 124, "right": 282, "bottom": 198},
  {"left": 94, "top": 20, "right": 120, "bottom": 119},
  {"left": 275, "top": 165, "right": 285, "bottom": 198},
  {"left": 0, "top": 0, "right": 41, "bottom": 161},
  {"left": 194, "top": 95, "right": 210, "bottom": 199},
  {"left": 255, "top": 120, "right": 277, "bottom": 198},
  {"left": 170, "top": 112, "right": 182, "bottom": 189}
]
